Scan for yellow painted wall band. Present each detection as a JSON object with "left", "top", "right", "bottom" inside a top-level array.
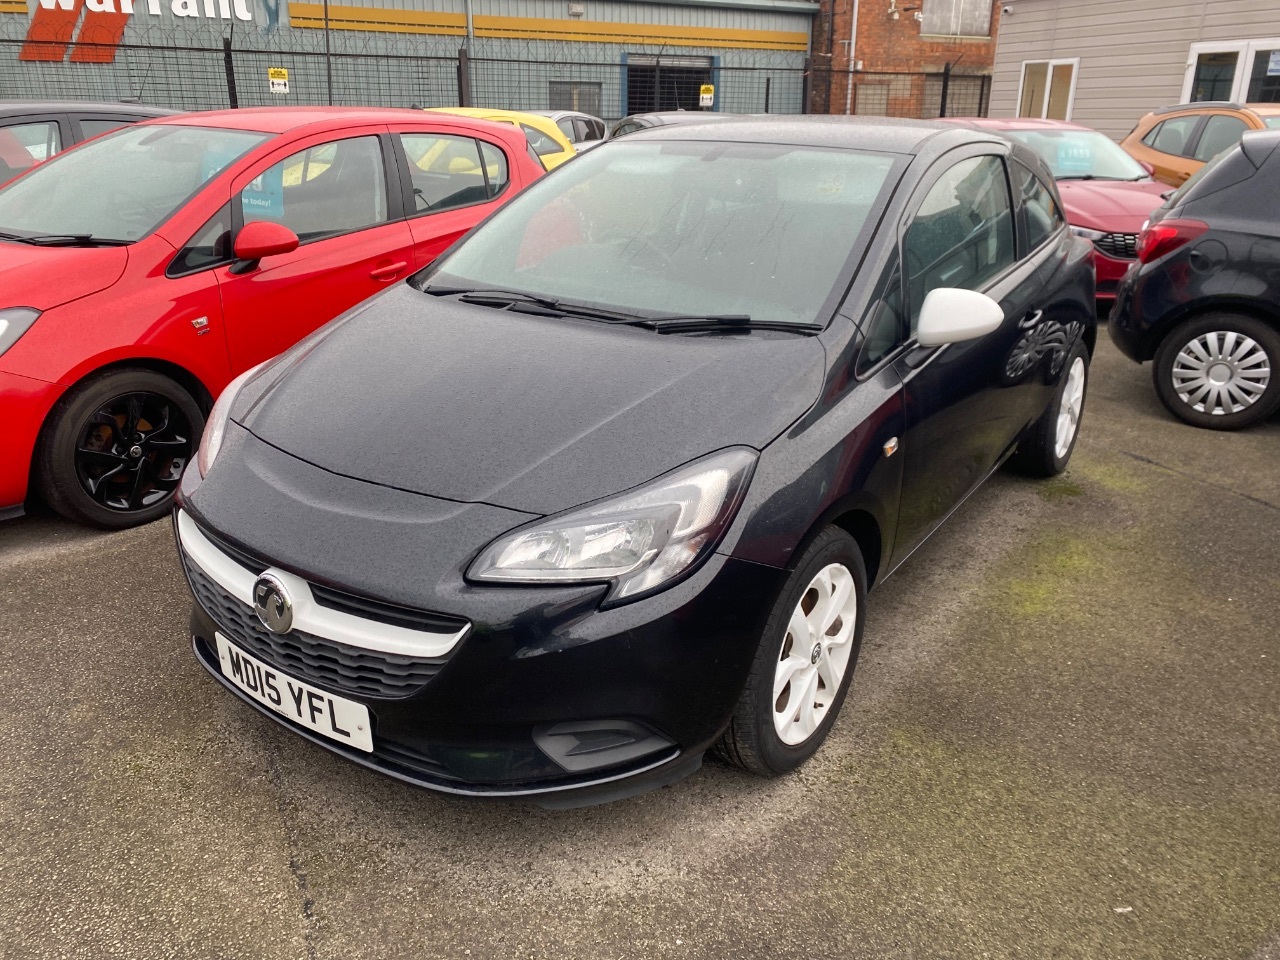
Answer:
[{"left": 288, "top": 4, "right": 807, "bottom": 51}]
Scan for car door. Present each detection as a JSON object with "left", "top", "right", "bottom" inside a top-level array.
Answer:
[
  {"left": 1140, "top": 113, "right": 1207, "bottom": 186},
  {"left": 888, "top": 148, "right": 1051, "bottom": 566},
  {"left": 215, "top": 128, "right": 415, "bottom": 372},
  {"left": 390, "top": 126, "right": 518, "bottom": 269}
]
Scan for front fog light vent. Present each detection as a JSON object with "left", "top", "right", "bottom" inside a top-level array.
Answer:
[{"left": 534, "top": 720, "right": 675, "bottom": 773}]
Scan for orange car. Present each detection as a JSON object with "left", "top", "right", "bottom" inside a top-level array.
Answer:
[{"left": 1120, "top": 101, "right": 1280, "bottom": 187}]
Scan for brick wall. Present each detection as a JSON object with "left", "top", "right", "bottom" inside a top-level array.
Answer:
[{"left": 810, "top": 0, "right": 1003, "bottom": 116}]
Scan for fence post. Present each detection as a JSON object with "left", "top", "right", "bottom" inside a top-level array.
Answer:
[
  {"left": 801, "top": 57, "right": 812, "bottom": 115},
  {"left": 764, "top": 76, "right": 771, "bottom": 114},
  {"left": 457, "top": 46, "right": 472, "bottom": 106},
  {"left": 222, "top": 38, "right": 238, "bottom": 109},
  {"left": 938, "top": 60, "right": 952, "bottom": 118}
]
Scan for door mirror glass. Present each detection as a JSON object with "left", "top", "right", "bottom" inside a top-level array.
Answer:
[
  {"left": 233, "top": 220, "right": 300, "bottom": 262},
  {"left": 916, "top": 288, "right": 1005, "bottom": 347}
]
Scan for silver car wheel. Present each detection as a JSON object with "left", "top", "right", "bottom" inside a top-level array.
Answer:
[{"left": 1171, "top": 331, "right": 1272, "bottom": 416}]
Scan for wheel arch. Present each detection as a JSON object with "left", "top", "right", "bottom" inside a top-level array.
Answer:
[
  {"left": 781, "top": 497, "right": 888, "bottom": 590},
  {"left": 1146, "top": 297, "right": 1280, "bottom": 360}
]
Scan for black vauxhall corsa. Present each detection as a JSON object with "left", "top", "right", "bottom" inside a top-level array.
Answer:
[
  {"left": 1110, "top": 129, "right": 1280, "bottom": 430},
  {"left": 174, "top": 117, "right": 1097, "bottom": 806}
]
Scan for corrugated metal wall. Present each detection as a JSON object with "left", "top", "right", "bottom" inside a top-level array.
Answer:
[
  {"left": 989, "top": 0, "right": 1280, "bottom": 137},
  {"left": 1, "top": 0, "right": 813, "bottom": 117}
]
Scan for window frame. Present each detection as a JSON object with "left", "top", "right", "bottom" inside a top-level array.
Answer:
[
  {"left": 389, "top": 131, "right": 511, "bottom": 220},
  {"left": 1145, "top": 113, "right": 1210, "bottom": 159},
  {"left": 0, "top": 114, "right": 68, "bottom": 171},
  {"left": 231, "top": 131, "right": 401, "bottom": 250},
  {"left": 1009, "top": 158, "right": 1066, "bottom": 258},
  {"left": 1016, "top": 58, "right": 1080, "bottom": 121},
  {"left": 893, "top": 147, "right": 1020, "bottom": 356},
  {"left": 1181, "top": 38, "right": 1280, "bottom": 103}
]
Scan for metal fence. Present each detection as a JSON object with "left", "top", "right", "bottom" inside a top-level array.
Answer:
[
  {"left": 0, "top": 26, "right": 989, "bottom": 124},
  {"left": 809, "top": 65, "right": 992, "bottom": 120}
]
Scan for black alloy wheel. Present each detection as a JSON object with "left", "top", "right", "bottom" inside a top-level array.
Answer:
[{"left": 38, "top": 368, "right": 204, "bottom": 529}]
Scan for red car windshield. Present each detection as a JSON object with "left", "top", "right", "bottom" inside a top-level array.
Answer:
[
  {"left": 1005, "top": 129, "right": 1147, "bottom": 181},
  {"left": 0, "top": 124, "right": 270, "bottom": 244}
]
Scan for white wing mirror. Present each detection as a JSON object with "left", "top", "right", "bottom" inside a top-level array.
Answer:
[{"left": 916, "top": 288, "right": 1006, "bottom": 347}]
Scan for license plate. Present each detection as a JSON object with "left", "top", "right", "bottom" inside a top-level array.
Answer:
[{"left": 215, "top": 633, "right": 373, "bottom": 752}]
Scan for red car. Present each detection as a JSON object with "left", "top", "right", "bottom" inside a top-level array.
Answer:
[
  {"left": 943, "top": 118, "right": 1168, "bottom": 304},
  {"left": 0, "top": 107, "right": 543, "bottom": 528}
]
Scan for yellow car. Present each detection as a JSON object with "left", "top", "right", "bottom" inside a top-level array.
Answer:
[{"left": 426, "top": 108, "right": 576, "bottom": 170}]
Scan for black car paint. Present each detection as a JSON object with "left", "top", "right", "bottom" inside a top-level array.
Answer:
[
  {"left": 177, "top": 119, "right": 1097, "bottom": 804},
  {"left": 1111, "top": 130, "right": 1280, "bottom": 363}
]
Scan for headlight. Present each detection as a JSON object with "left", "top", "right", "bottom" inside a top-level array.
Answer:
[
  {"left": 196, "top": 361, "right": 268, "bottom": 478},
  {"left": 468, "top": 447, "right": 757, "bottom": 603},
  {"left": 0, "top": 307, "right": 42, "bottom": 358},
  {"left": 1070, "top": 226, "right": 1106, "bottom": 241}
]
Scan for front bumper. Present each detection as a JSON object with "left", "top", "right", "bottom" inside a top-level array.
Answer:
[
  {"left": 176, "top": 441, "right": 786, "bottom": 803},
  {"left": 0, "top": 369, "right": 58, "bottom": 515},
  {"left": 1092, "top": 249, "right": 1134, "bottom": 301}
]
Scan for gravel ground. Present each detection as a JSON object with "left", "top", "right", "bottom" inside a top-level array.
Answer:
[{"left": 0, "top": 338, "right": 1276, "bottom": 960}]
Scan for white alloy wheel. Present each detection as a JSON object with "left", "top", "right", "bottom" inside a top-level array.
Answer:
[
  {"left": 1171, "top": 330, "right": 1272, "bottom": 416},
  {"left": 772, "top": 563, "right": 858, "bottom": 746},
  {"left": 1054, "top": 356, "right": 1087, "bottom": 460}
]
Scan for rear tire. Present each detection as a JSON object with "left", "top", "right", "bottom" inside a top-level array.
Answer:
[
  {"left": 1153, "top": 313, "right": 1280, "bottom": 430},
  {"left": 1011, "top": 340, "right": 1089, "bottom": 477},
  {"left": 37, "top": 368, "right": 203, "bottom": 529},
  {"left": 716, "top": 527, "right": 867, "bottom": 778}
]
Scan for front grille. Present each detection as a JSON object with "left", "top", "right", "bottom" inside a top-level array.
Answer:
[
  {"left": 199, "top": 527, "right": 467, "bottom": 635},
  {"left": 1094, "top": 232, "right": 1138, "bottom": 260},
  {"left": 183, "top": 557, "right": 447, "bottom": 700}
]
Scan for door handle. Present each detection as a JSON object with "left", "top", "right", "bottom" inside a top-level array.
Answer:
[{"left": 369, "top": 261, "right": 408, "bottom": 281}]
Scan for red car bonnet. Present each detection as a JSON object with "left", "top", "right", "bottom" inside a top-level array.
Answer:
[
  {"left": 1055, "top": 178, "right": 1168, "bottom": 233},
  {"left": 0, "top": 242, "right": 128, "bottom": 312}
]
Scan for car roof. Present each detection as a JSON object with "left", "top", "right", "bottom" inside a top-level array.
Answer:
[
  {"left": 527, "top": 110, "right": 598, "bottom": 121},
  {"left": 624, "top": 111, "right": 740, "bottom": 125},
  {"left": 623, "top": 115, "right": 992, "bottom": 154},
  {"left": 1246, "top": 103, "right": 1280, "bottom": 116},
  {"left": 941, "top": 116, "right": 1093, "bottom": 133},
  {"left": 428, "top": 107, "right": 547, "bottom": 123},
  {"left": 0, "top": 99, "right": 180, "bottom": 117},
  {"left": 149, "top": 106, "right": 499, "bottom": 134}
]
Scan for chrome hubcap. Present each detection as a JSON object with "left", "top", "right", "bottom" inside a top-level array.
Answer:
[
  {"left": 773, "top": 563, "right": 858, "bottom": 746},
  {"left": 1054, "top": 356, "right": 1086, "bottom": 460},
  {"left": 1172, "top": 331, "right": 1271, "bottom": 416}
]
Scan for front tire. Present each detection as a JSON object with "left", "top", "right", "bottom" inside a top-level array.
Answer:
[
  {"left": 1011, "top": 341, "right": 1089, "bottom": 477},
  {"left": 1153, "top": 313, "right": 1280, "bottom": 430},
  {"left": 37, "top": 368, "right": 204, "bottom": 529},
  {"left": 716, "top": 527, "right": 867, "bottom": 777}
]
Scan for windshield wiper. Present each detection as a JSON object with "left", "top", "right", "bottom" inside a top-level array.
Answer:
[
  {"left": 425, "top": 285, "right": 654, "bottom": 322},
  {"left": 0, "top": 231, "right": 128, "bottom": 247},
  {"left": 641, "top": 316, "right": 822, "bottom": 334}
]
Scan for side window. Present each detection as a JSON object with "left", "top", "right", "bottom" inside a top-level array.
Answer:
[
  {"left": 1011, "top": 161, "right": 1065, "bottom": 252},
  {"left": 1193, "top": 114, "right": 1249, "bottom": 161},
  {"left": 79, "top": 118, "right": 131, "bottom": 140},
  {"left": 856, "top": 260, "right": 907, "bottom": 375},
  {"left": 556, "top": 117, "right": 576, "bottom": 142},
  {"left": 477, "top": 141, "right": 509, "bottom": 198},
  {"left": 169, "top": 203, "right": 233, "bottom": 277},
  {"left": 613, "top": 122, "right": 640, "bottom": 138},
  {"left": 1148, "top": 115, "right": 1200, "bottom": 157},
  {"left": 521, "top": 123, "right": 561, "bottom": 158},
  {"left": 573, "top": 118, "right": 594, "bottom": 142},
  {"left": 0, "top": 121, "right": 61, "bottom": 177},
  {"left": 240, "top": 135, "right": 387, "bottom": 243},
  {"left": 904, "top": 155, "right": 1015, "bottom": 328},
  {"left": 399, "top": 133, "right": 498, "bottom": 213}
]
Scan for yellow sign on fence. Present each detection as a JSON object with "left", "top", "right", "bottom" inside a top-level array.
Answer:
[{"left": 268, "top": 67, "right": 289, "bottom": 94}]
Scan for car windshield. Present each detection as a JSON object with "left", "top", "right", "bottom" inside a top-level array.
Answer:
[
  {"left": 1004, "top": 129, "right": 1147, "bottom": 181},
  {"left": 422, "top": 139, "right": 898, "bottom": 326},
  {"left": 0, "top": 124, "right": 270, "bottom": 243}
]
